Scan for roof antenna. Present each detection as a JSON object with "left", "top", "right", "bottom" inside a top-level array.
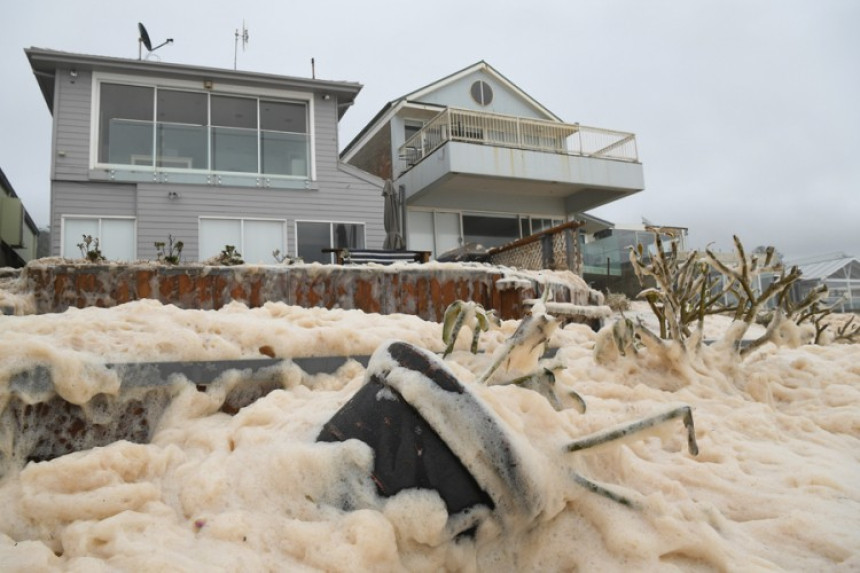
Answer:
[
  {"left": 138, "top": 22, "right": 173, "bottom": 60},
  {"left": 234, "top": 20, "right": 249, "bottom": 70}
]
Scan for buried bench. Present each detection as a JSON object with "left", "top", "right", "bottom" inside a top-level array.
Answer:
[{"left": 323, "top": 248, "right": 431, "bottom": 265}]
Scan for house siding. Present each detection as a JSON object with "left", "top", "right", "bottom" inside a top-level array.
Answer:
[
  {"left": 53, "top": 67, "right": 92, "bottom": 181},
  {"left": 418, "top": 70, "right": 546, "bottom": 119},
  {"left": 44, "top": 59, "right": 383, "bottom": 261},
  {"left": 51, "top": 181, "right": 137, "bottom": 255}
]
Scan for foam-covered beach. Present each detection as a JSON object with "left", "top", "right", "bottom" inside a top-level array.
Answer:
[{"left": 0, "top": 293, "right": 857, "bottom": 571}]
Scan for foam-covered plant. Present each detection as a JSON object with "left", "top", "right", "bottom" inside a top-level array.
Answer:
[
  {"left": 833, "top": 315, "right": 860, "bottom": 343},
  {"left": 273, "top": 249, "right": 302, "bottom": 265},
  {"left": 77, "top": 235, "right": 105, "bottom": 263},
  {"left": 217, "top": 245, "right": 244, "bottom": 266},
  {"left": 622, "top": 232, "right": 851, "bottom": 359},
  {"left": 629, "top": 230, "right": 726, "bottom": 346},
  {"left": 441, "top": 300, "right": 500, "bottom": 357},
  {"left": 155, "top": 235, "right": 184, "bottom": 265}
]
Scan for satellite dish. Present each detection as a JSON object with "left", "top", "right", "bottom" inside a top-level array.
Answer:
[
  {"left": 138, "top": 22, "right": 153, "bottom": 52},
  {"left": 138, "top": 22, "right": 173, "bottom": 60}
]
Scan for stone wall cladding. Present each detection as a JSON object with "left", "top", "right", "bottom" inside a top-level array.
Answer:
[
  {"left": 22, "top": 264, "right": 590, "bottom": 323},
  {"left": 489, "top": 222, "right": 583, "bottom": 274}
]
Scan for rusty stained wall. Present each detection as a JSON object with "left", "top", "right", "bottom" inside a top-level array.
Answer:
[{"left": 22, "top": 264, "right": 557, "bottom": 322}]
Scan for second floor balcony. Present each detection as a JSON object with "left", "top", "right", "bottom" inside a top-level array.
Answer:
[{"left": 396, "top": 108, "right": 644, "bottom": 212}]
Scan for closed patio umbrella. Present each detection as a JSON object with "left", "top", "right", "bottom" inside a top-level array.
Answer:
[{"left": 382, "top": 179, "right": 405, "bottom": 250}]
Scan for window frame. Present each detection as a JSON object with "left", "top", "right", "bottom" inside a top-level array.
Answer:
[
  {"left": 198, "top": 216, "right": 287, "bottom": 264},
  {"left": 90, "top": 72, "right": 316, "bottom": 181},
  {"left": 60, "top": 215, "right": 138, "bottom": 261},
  {"left": 406, "top": 209, "right": 568, "bottom": 258},
  {"left": 294, "top": 219, "right": 367, "bottom": 263}
]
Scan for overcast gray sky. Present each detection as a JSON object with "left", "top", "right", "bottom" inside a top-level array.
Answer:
[{"left": 2, "top": 0, "right": 858, "bottom": 261}]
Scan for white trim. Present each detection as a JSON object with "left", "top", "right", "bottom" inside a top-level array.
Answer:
[
  {"left": 307, "top": 92, "right": 317, "bottom": 182},
  {"left": 341, "top": 101, "right": 445, "bottom": 163},
  {"left": 91, "top": 71, "right": 315, "bottom": 179},
  {"left": 93, "top": 71, "right": 313, "bottom": 100}
]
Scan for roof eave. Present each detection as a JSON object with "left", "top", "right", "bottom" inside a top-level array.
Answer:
[{"left": 25, "top": 47, "right": 363, "bottom": 113}]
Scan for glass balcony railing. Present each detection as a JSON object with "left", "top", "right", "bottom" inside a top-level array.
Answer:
[
  {"left": 397, "top": 108, "right": 638, "bottom": 175},
  {"left": 104, "top": 119, "right": 310, "bottom": 178}
]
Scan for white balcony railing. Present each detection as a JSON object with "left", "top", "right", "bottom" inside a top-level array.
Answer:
[{"left": 397, "top": 108, "right": 638, "bottom": 175}]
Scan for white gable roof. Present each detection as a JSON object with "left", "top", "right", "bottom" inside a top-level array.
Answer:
[
  {"left": 342, "top": 61, "right": 562, "bottom": 160},
  {"left": 400, "top": 60, "right": 561, "bottom": 121}
]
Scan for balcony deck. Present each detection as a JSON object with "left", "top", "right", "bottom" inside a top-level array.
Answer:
[{"left": 396, "top": 108, "right": 645, "bottom": 212}]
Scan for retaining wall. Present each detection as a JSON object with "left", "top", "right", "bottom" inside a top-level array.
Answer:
[{"left": 22, "top": 263, "right": 599, "bottom": 322}]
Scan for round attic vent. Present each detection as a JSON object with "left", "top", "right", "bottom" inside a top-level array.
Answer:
[{"left": 470, "top": 80, "right": 493, "bottom": 106}]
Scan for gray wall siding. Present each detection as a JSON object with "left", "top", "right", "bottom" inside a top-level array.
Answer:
[
  {"left": 134, "top": 177, "right": 383, "bottom": 262},
  {"left": 48, "top": 65, "right": 384, "bottom": 260},
  {"left": 51, "top": 181, "right": 136, "bottom": 255},
  {"left": 53, "top": 68, "right": 92, "bottom": 181}
]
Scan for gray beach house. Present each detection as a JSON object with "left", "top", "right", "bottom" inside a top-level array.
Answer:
[{"left": 26, "top": 48, "right": 383, "bottom": 264}]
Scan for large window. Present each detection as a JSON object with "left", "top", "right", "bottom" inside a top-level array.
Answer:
[
  {"left": 406, "top": 210, "right": 461, "bottom": 258},
  {"left": 462, "top": 213, "right": 519, "bottom": 248},
  {"left": 199, "top": 218, "right": 285, "bottom": 264},
  {"left": 407, "top": 210, "right": 565, "bottom": 258},
  {"left": 296, "top": 221, "right": 365, "bottom": 263},
  {"left": 98, "top": 81, "right": 310, "bottom": 177},
  {"left": 156, "top": 89, "right": 208, "bottom": 169},
  {"left": 62, "top": 216, "right": 136, "bottom": 261},
  {"left": 520, "top": 216, "right": 564, "bottom": 237}
]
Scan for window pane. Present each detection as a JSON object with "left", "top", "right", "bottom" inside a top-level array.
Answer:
[
  {"left": 157, "top": 124, "right": 208, "bottom": 169},
  {"left": 463, "top": 213, "right": 518, "bottom": 248},
  {"left": 260, "top": 101, "right": 306, "bottom": 133},
  {"left": 333, "top": 223, "right": 364, "bottom": 249},
  {"left": 156, "top": 90, "right": 208, "bottom": 169},
  {"left": 211, "top": 95, "right": 257, "bottom": 129},
  {"left": 407, "top": 211, "right": 434, "bottom": 253},
  {"left": 199, "top": 219, "right": 242, "bottom": 261},
  {"left": 261, "top": 132, "right": 308, "bottom": 176},
  {"left": 212, "top": 127, "right": 257, "bottom": 173},
  {"left": 435, "top": 212, "right": 461, "bottom": 255},
  {"left": 520, "top": 218, "right": 530, "bottom": 238},
  {"left": 243, "top": 220, "right": 284, "bottom": 264},
  {"left": 157, "top": 90, "right": 207, "bottom": 124},
  {"left": 63, "top": 218, "right": 99, "bottom": 259},
  {"left": 101, "top": 219, "right": 135, "bottom": 261},
  {"left": 296, "top": 222, "right": 331, "bottom": 264},
  {"left": 532, "top": 218, "right": 556, "bottom": 234},
  {"left": 62, "top": 218, "right": 134, "bottom": 261},
  {"left": 99, "top": 83, "right": 154, "bottom": 165}
]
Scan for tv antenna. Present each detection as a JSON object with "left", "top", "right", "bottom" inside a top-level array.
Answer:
[
  {"left": 234, "top": 21, "right": 249, "bottom": 70},
  {"left": 138, "top": 22, "right": 173, "bottom": 60}
]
